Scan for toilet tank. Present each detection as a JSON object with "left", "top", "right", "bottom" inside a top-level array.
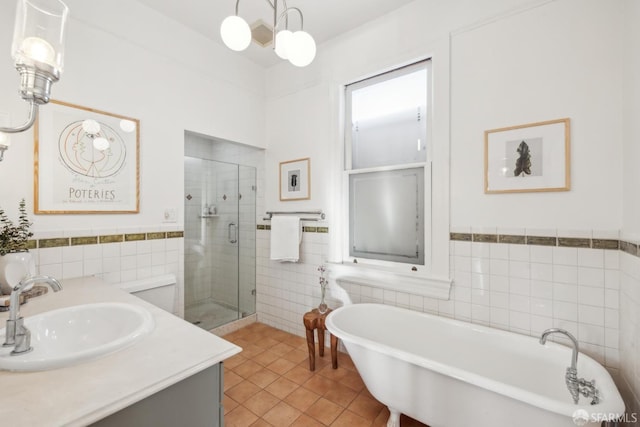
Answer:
[{"left": 119, "top": 274, "right": 176, "bottom": 313}]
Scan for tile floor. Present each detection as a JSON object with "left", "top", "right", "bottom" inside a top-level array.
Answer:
[{"left": 221, "top": 322, "right": 429, "bottom": 427}]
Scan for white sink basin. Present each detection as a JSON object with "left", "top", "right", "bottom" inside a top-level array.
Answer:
[{"left": 0, "top": 302, "right": 154, "bottom": 371}]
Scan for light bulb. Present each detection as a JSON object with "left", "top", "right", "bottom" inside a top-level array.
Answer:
[
  {"left": 19, "top": 36, "right": 56, "bottom": 67},
  {"left": 275, "top": 30, "right": 292, "bottom": 60},
  {"left": 220, "top": 15, "right": 251, "bottom": 52},
  {"left": 288, "top": 31, "right": 316, "bottom": 67},
  {"left": 93, "top": 137, "right": 109, "bottom": 151},
  {"left": 82, "top": 119, "right": 101, "bottom": 135},
  {"left": 120, "top": 119, "right": 136, "bottom": 133}
]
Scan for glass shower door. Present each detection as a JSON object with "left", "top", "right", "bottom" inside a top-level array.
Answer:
[{"left": 184, "top": 157, "right": 256, "bottom": 330}]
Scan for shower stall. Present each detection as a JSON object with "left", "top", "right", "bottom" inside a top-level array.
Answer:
[{"left": 183, "top": 157, "right": 256, "bottom": 330}]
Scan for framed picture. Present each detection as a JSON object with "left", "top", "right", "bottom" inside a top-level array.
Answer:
[
  {"left": 279, "top": 158, "right": 310, "bottom": 201},
  {"left": 484, "top": 118, "right": 570, "bottom": 194},
  {"left": 34, "top": 100, "right": 140, "bottom": 213}
]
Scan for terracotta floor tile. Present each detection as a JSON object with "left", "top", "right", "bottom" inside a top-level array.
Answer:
[
  {"left": 226, "top": 380, "right": 262, "bottom": 404},
  {"left": 290, "top": 413, "right": 325, "bottom": 427},
  {"left": 247, "top": 368, "right": 280, "bottom": 389},
  {"left": 265, "top": 376, "right": 299, "bottom": 400},
  {"left": 270, "top": 342, "right": 296, "bottom": 356},
  {"left": 283, "top": 386, "right": 321, "bottom": 412},
  {"left": 249, "top": 418, "right": 272, "bottom": 427},
  {"left": 283, "top": 365, "right": 315, "bottom": 385},
  {"left": 254, "top": 336, "right": 280, "bottom": 349},
  {"left": 262, "top": 401, "right": 302, "bottom": 427},
  {"left": 243, "top": 389, "right": 280, "bottom": 417},
  {"left": 266, "top": 357, "right": 296, "bottom": 375},
  {"left": 323, "top": 382, "right": 358, "bottom": 408},
  {"left": 223, "top": 394, "right": 240, "bottom": 415},
  {"left": 224, "top": 353, "right": 248, "bottom": 370},
  {"left": 234, "top": 360, "right": 265, "bottom": 379},
  {"left": 316, "top": 363, "right": 349, "bottom": 381},
  {"left": 347, "top": 394, "right": 385, "bottom": 421},
  {"left": 224, "top": 370, "right": 244, "bottom": 391},
  {"left": 220, "top": 324, "right": 426, "bottom": 427},
  {"left": 304, "top": 397, "right": 344, "bottom": 426},
  {"left": 252, "top": 350, "right": 281, "bottom": 367},
  {"left": 340, "top": 369, "right": 366, "bottom": 392},
  {"left": 282, "top": 349, "right": 309, "bottom": 364},
  {"left": 225, "top": 405, "right": 259, "bottom": 427},
  {"left": 302, "top": 374, "right": 338, "bottom": 395},
  {"left": 331, "top": 409, "right": 372, "bottom": 427}
]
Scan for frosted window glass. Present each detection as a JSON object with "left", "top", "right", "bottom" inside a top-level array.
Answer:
[
  {"left": 351, "top": 69, "right": 427, "bottom": 169},
  {"left": 349, "top": 168, "right": 424, "bottom": 264}
]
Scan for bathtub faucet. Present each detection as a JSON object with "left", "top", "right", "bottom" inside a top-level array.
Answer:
[{"left": 539, "top": 328, "right": 600, "bottom": 405}]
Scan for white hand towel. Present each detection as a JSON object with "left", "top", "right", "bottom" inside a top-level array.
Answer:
[{"left": 270, "top": 216, "right": 302, "bottom": 262}]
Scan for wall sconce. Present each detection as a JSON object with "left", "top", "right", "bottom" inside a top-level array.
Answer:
[
  {"left": 0, "top": 0, "right": 69, "bottom": 161},
  {"left": 220, "top": 0, "right": 316, "bottom": 67}
]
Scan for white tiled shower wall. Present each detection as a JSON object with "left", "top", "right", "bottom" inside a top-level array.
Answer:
[
  {"left": 29, "top": 229, "right": 184, "bottom": 317},
  {"left": 255, "top": 228, "right": 640, "bottom": 412}
]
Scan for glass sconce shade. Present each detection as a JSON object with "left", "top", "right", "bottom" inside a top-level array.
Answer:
[
  {"left": 220, "top": 15, "right": 251, "bottom": 51},
  {"left": 275, "top": 30, "right": 292, "bottom": 59},
  {"left": 12, "top": 0, "right": 69, "bottom": 78},
  {"left": 288, "top": 31, "right": 316, "bottom": 67}
]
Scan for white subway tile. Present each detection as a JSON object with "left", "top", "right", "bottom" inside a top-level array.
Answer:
[
  {"left": 471, "top": 242, "right": 491, "bottom": 258},
  {"left": 509, "top": 244, "right": 530, "bottom": 262},
  {"left": 554, "top": 301, "right": 578, "bottom": 321},
  {"left": 578, "top": 305, "right": 604, "bottom": 327},
  {"left": 531, "top": 263, "right": 553, "bottom": 281},
  {"left": 509, "top": 278, "right": 530, "bottom": 296},
  {"left": 604, "top": 250, "right": 619, "bottom": 270},
  {"left": 509, "top": 294, "right": 530, "bottom": 313},
  {"left": 39, "top": 247, "right": 63, "bottom": 265},
  {"left": 490, "top": 275, "right": 509, "bottom": 293},
  {"left": 490, "top": 259, "right": 509, "bottom": 276},
  {"left": 531, "top": 298, "right": 553, "bottom": 317},
  {"left": 490, "top": 243, "right": 509, "bottom": 260},
  {"left": 509, "top": 261, "right": 530, "bottom": 279},
  {"left": 578, "top": 248, "right": 604, "bottom": 269},
  {"left": 578, "top": 286, "right": 604, "bottom": 307},
  {"left": 553, "top": 265, "right": 578, "bottom": 284},
  {"left": 577, "top": 267, "right": 605, "bottom": 288},
  {"left": 578, "top": 324, "right": 605, "bottom": 346},
  {"left": 530, "top": 245, "right": 553, "bottom": 264},
  {"left": 553, "top": 247, "right": 578, "bottom": 266},
  {"left": 604, "top": 308, "right": 619, "bottom": 329},
  {"left": 531, "top": 280, "right": 553, "bottom": 299},
  {"left": 62, "top": 261, "right": 83, "bottom": 279},
  {"left": 554, "top": 283, "right": 578, "bottom": 303}
]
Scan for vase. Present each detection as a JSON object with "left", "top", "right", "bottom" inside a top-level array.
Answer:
[
  {"left": 318, "top": 285, "right": 328, "bottom": 314},
  {"left": 0, "top": 252, "right": 35, "bottom": 295}
]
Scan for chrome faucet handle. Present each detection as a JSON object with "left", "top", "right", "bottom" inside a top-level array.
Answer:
[
  {"left": 578, "top": 378, "right": 600, "bottom": 405},
  {"left": 565, "top": 366, "right": 580, "bottom": 404},
  {"left": 2, "top": 318, "right": 18, "bottom": 347}
]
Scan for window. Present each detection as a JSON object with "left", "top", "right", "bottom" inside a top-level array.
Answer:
[{"left": 344, "top": 60, "right": 431, "bottom": 267}]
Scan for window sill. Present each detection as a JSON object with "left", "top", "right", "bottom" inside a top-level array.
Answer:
[{"left": 328, "top": 262, "right": 452, "bottom": 300}]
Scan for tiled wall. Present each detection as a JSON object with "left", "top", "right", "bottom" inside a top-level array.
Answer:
[
  {"left": 27, "top": 229, "right": 184, "bottom": 316},
  {"left": 255, "top": 227, "right": 640, "bottom": 413}
]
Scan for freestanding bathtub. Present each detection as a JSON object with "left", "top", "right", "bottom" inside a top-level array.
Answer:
[{"left": 325, "top": 303, "right": 625, "bottom": 427}]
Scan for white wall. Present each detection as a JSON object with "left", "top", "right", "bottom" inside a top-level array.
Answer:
[
  {"left": 621, "top": 0, "right": 640, "bottom": 416},
  {"left": 0, "top": 0, "right": 265, "bottom": 229},
  {"left": 0, "top": 0, "right": 265, "bottom": 315}
]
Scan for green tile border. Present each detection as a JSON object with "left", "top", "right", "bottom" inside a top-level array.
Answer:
[
  {"left": 449, "top": 232, "right": 639, "bottom": 257},
  {"left": 257, "top": 224, "right": 327, "bottom": 233},
  {"left": 30, "top": 230, "right": 183, "bottom": 249},
  {"left": 124, "top": 233, "right": 146, "bottom": 242},
  {"left": 71, "top": 236, "right": 98, "bottom": 246}
]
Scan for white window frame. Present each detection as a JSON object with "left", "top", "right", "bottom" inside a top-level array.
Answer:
[
  {"left": 328, "top": 48, "right": 452, "bottom": 300},
  {"left": 342, "top": 60, "right": 432, "bottom": 271}
]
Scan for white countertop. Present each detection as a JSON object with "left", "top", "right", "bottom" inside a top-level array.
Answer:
[{"left": 0, "top": 276, "right": 242, "bottom": 427}]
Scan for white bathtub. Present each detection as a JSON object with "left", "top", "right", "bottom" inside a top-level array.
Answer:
[{"left": 325, "top": 303, "right": 625, "bottom": 427}]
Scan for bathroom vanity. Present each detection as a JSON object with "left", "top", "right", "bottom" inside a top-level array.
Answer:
[{"left": 0, "top": 276, "right": 241, "bottom": 427}]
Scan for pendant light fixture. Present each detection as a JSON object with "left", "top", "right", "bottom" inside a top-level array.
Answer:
[{"left": 220, "top": 0, "right": 316, "bottom": 67}]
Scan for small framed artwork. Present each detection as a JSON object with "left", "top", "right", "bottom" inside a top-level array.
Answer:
[
  {"left": 34, "top": 100, "right": 140, "bottom": 214},
  {"left": 484, "top": 118, "right": 570, "bottom": 194},
  {"left": 279, "top": 157, "right": 310, "bottom": 201}
]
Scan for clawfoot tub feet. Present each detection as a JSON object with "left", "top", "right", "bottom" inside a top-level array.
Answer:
[{"left": 386, "top": 408, "right": 401, "bottom": 427}]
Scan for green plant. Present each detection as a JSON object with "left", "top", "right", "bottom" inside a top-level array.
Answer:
[{"left": 0, "top": 199, "right": 33, "bottom": 256}]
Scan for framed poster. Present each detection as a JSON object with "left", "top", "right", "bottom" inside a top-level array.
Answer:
[
  {"left": 279, "top": 157, "right": 310, "bottom": 201},
  {"left": 484, "top": 118, "right": 570, "bottom": 194},
  {"left": 34, "top": 100, "right": 140, "bottom": 213}
]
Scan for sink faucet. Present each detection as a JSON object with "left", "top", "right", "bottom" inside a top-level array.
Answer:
[
  {"left": 540, "top": 328, "right": 600, "bottom": 405},
  {"left": 2, "top": 275, "right": 62, "bottom": 355}
]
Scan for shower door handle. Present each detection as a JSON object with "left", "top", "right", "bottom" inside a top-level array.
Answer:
[{"left": 228, "top": 222, "right": 238, "bottom": 244}]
